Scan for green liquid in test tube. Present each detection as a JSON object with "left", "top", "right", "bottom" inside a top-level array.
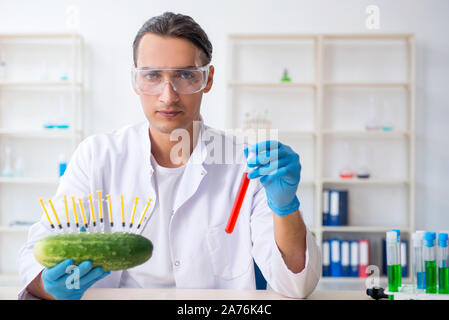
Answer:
[
  {"left": 388, "top": 265, "right": 401, "bottom": 292},
  {"left": 424, "top": 232, "right": 437, "bottom": 294},
  {"left": 386, "top": 231, "right": 401, "bottom": 299},
  {"left": 438, "top": 233, "right": 449, "bottom": 294},
  {"left": 439, "top": 267, "right": 449, "bottom": 294},
  {"left": 392, "top": 229, "right": 402, "bottom": 288},
  {"left": 425, "top": 261, "right": 437, "bottom": 293}
]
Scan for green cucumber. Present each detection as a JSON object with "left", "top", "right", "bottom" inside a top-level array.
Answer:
[{"left": 34, "top": 232, "right": 153, "bottom": 271}]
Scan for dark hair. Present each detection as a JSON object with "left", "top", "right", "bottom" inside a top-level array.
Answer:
[{"left": 132, "top": 12, "right": 213, "bottom": 67}]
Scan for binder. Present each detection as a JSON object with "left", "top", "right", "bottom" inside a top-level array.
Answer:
[
  {"left": 322, "top": 189, "right": 330, "bottom": 226},
  {"left": 382, "top": 239, "right": 387, "bottom": 276},
  {"left": 322, "top": 240, "right": 331, "bottom": 277},
  {"left": 341, "top": 240, "right": 350, "bottom": 277},
  {"left": 329, "top": 189, "right": 348, "bottom": 226},
  {"left": 350, "top": 240, "right": 359, "bottom": 277},
  {"left": 358, "top": 239, "right": 369, "bottom": 278},
  {"left": 330, "top": 239, "right": 342, "bottom": 277},
  {"left": 401, "top": 240, "right": 408, "bottom": 277}
]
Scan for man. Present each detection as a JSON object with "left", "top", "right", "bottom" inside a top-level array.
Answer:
[{"left": 18, "top": 12, "right": 321, "bottom": 300}]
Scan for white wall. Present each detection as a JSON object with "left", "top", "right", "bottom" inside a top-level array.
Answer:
[{"left": 0, "top": 0, "right": 448, "bottom": 231}]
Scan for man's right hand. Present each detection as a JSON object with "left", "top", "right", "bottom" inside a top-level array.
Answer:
[{"left": 41, "top": 259, "right": 110, "bottom": 300}]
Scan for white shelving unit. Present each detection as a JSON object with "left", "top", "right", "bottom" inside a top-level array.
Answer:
[
  {"left": 0, "top": 33, "right": 84, "bottom": 285},
  {"left": 227, "top": 33, "right": 415, "bottom": 287}
]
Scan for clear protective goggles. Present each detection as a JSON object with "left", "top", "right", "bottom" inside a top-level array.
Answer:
[{"left": 131, "top": 64, "right": 210, "bottom": 95}]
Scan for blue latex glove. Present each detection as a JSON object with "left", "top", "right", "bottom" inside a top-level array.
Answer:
[
  {"left": 41, "top": 259, "right": 110, "bottom": 300},
  {"left": 244, "top": 140, "right": 301, "bottom": 217}
]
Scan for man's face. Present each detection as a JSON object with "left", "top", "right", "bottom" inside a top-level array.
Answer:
[{"left": 134, "top": 33, "right": 214, "bottom": 134}]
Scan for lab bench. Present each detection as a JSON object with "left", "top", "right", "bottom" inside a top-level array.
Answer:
[{"left": 0, "top": 287, "right": 370, "bottom": 300}]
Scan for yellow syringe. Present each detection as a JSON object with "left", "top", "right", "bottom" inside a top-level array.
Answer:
[
  {"left": 71, "top": 196, "right": 79, "bottom": 228},
  {"left": 120, "top": 194, "right": 125, "bottom": 228},
  {"left": 88, "top": 194, "right": 96, "bottom": 227},
  {"left": 97, "top": 190, "right": 104, "bottom": 223},
  {"left": 129, "top": 197, "right": 139, "bottom": 229},
  {"left": 39, "top": 198, "right": 55, "bottom": 230},
  {"left": 64, "top": 195, "right": 70, "bottom": 228},
  {"left": 48, "top": 199, "right": 62, "bottom": 230},
  {"left": 78, "top": 197, "right": 88, "bottom": 229},
  {"left": 107, "top": 194, "right": 113, "bottom": 228},
  {"left": 137, "top": 198, "right": 152, "bottom": 230}
]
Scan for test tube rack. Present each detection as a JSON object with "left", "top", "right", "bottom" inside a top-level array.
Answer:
[{"left": 384, "top": 285, "right": 449, "bottom": 300}]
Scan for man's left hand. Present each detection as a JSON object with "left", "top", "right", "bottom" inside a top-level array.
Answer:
[{"left": 244, "top": 140, "right": 301, "bottom": 217}]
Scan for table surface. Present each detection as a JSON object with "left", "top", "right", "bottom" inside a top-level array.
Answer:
[{"left": 0, "top": 287, "right": 371, "bottom": 300}]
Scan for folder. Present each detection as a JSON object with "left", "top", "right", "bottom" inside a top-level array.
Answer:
[
  {"left": 322, "top": 240, "right": 331, "bottom": 277},
  {"left": 330, "top": 239, "right": 342, "bottom": 277},
  {"left": 358, "top": 239, "right": 369, "bottom": 278},
  {"left": 329, "top": 189, "right": 348, "bottom": 226},
  {"left": 322, "top": 189, "right": 330, "bottom": 226},
  {"left": 341, "top": 240, "right": 350, "bottom": 277},
  {"left": 382, "top": 239, "right": 387, "bottom": 276},
  {"left": 350, "top": 240, "right": 359, "bottom": 277},
  {"left": 401, "top": 240, "right": 408, "bottom": 277}
]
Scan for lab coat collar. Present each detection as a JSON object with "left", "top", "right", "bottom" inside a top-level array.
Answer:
[
  {"left": 138, "top": 115, "right": 208, "bottom": 173},
  {"left": 138, "top": 116, "right": 208, "bottom": 214}
]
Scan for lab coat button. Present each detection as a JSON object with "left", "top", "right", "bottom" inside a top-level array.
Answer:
[
  {"left": 174, "top": 260, "right": 180, "bottom": 267},
  {"left": 201, "top": 170, "right": 205, "bottom": 175}
]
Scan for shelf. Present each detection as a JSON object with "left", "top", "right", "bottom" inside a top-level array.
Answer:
[
  {"left": 0, "top": 33, "right": 84, "bottom": 275},
  {"left": 229, "top": 34, "right": 318, "bottom": 40},
  {"left": 0, "top": 225, "right": 30, "bottom": 233},
  {"left": 320, "top": 276, "right": 388, "bottom": 283},
  {"left": 278, "top": 130, "right": 315, "bottom": 137},
  {"left": 228, "top": 82, "right": 316, "bottom": 89},
  {"left": 323, "top": 82, "right": 408, "bottom": 88},
  {"left": 299, "top": 179, "right": 315, "bottom": 186},
  {"left": 0, "top": 33, "right": 82, "bottom": 39},
  {"left": 322, "top": 130, "right": 409, "bottom": 138},
  {"left": 0, "top": 81, "right": 82, "bottom": 88},
  {"left": 323, "top": 33, "right": 413, "bottom": 40},
  {"left": 322, "top": 178, "right": 409, "bottom": 186},
  {"left": 0, "top": 177, "right": 59, "bottom": 185},
  {"left": 321, "top": 226, "right": 410, "bottom": 233},
  {"left": 0, "top": 129, "right": 81, "bottom": 139},
  {"left": 0, "top": 273, "right": 21, "bottom": 287},
  {"left": 227, "top": 34, "right": 416, "bottom": 291}
]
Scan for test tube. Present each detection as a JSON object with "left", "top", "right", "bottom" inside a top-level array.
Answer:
[
  {"left": 386, "top": 231, "right": 401, "bottom": 295},
  {"left": 424, "top": 232, "right": 437, "bottom": 294},
  {"left": 225, "top": 171, "right": 250, "bottom": 233},
  {"left": 225, "top": 152, "right": 255, "bottom": 234},
  {"left": 438, "top": 233, "right": 449, "bottom": 294},
  {"left": 412, "top": 231, "right": 426, "bottom": 291},
  {"left": 391, "top": 229, "right": 402, "bottom": 287}
]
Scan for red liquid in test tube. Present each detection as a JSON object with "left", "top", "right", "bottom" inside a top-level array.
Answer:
[{"left": 225, "top": 171, "right": 251, "bottom": 234}]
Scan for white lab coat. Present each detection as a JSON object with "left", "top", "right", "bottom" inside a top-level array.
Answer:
[{"left": 17, "top": 119, "right": 321, "bottom": 299}]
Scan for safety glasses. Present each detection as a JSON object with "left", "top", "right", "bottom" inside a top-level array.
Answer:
[{"left": 131, "top": 64, "right": 210, "bottom": 95}]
